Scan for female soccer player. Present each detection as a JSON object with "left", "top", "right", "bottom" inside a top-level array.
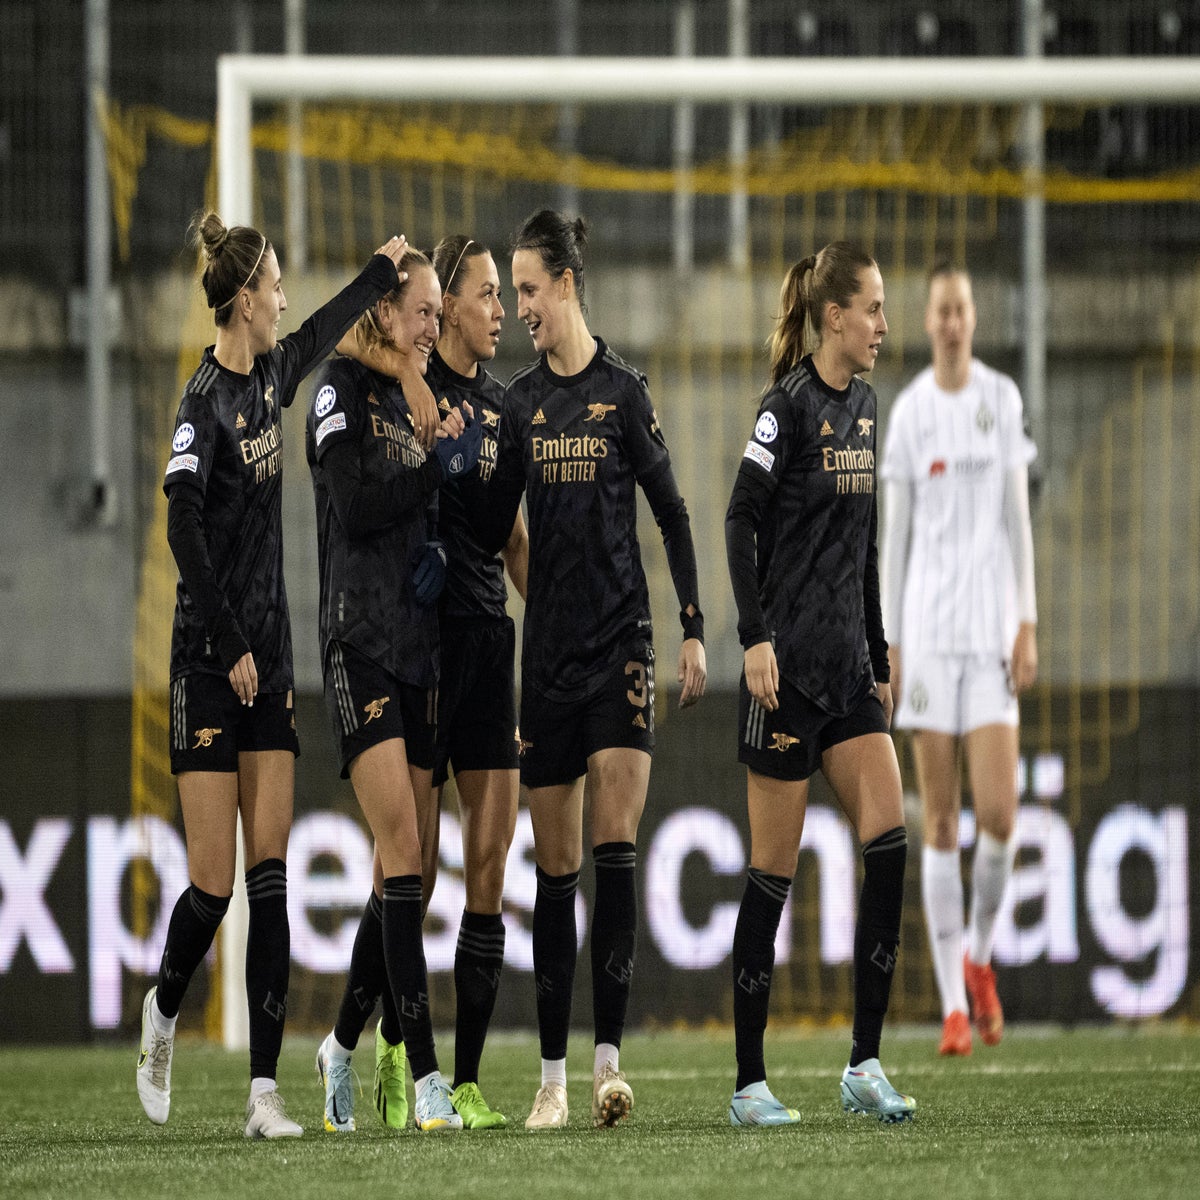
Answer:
[
  {"left": 306, "top": 247, "right": 482, "bottom": 1134},
  {"left": 880, "top": 264, "right": 1037, "bottom": 1057},
  {"left": 472, "top": 209, "right": 707, "bottom": 1130},
  {"left": 138, "top": 211, "right": 407, "bottom": 1139},
  {"left": 425, "top": 234, "right": 528, "bottom": 1128},
  {"left": 724, "top": 241, "right": 915, "bottom": 1125},
  {"left": 316, "top": 235, "right": 527, "bottom": 1132}
]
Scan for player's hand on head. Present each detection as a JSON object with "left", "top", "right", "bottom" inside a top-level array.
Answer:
[
  {"left": 744, "top": 641, "right": 779, "bottom": 712},
  {"left": 374, "top": 234, "right": 408, "bottom": 275},
  {"left": 228, "top": 651, "right": 258, "bottom": 706},
  {"left": 677, "top": 638, "right": 707, "bottom": 708}
]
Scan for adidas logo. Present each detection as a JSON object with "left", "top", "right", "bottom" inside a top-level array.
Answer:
[
  {"left": 632, "top": 712, "right": 647, "bottom": 729},
  {"left": 820, "top": 420, "right": 834, "bottom": 437},
  {"left": 532, "top": 408, "right": 546, "bottom": 425},
  {"left": 439, "top": 397, "right": 451, "bottom": 412},
  {"left": 235, "top": 412, "right": 246, "bottom": 429},
  {"left": 368, "top": 392, "right": 380, "bottom": 406}
]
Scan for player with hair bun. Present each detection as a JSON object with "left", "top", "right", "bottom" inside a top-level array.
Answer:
[
  {"left": 138, "top": 211, "right": 407, "bottom": 1139},
  {"left": 880, "top": 263, "right": 1037, "bottom": 1058},
  {"left": 470, "top": 208, "right": 707, "bottom": 1131},
  {"left": 725, "top": 241, "right": 915, "bottom": 1126}
]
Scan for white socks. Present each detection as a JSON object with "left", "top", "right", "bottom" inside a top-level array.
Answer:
[
  {"left": 594, "top": 1042, "right": 619, "bottom": 1076},
  {"left": 968, "top": 829, "right": 1017, "bottom": 966},
  {"left": 541, "top": 1058, "right": 567, "bottom": 1088},
  {"left": 249, "top": 1077, "right": 277, "bottom": 1100},
  {"left": 922, "top": 844, "right": 968, "bottom": 1017}
]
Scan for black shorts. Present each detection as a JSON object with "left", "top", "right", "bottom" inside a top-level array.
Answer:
[
  {"left": 737, "top": 674, "right": 888, "bottom": 782},
  {"left": 169, "top": 674, "right": 299, "bottom": 775},
  {"left": 432, "top": 617, "right": 519, "bottom": 787},
  {"left": 323, "top": 641, "right": 437, "bottom": 778},
  {"left": 519, "top": 647, "right": 655, "bottom": 789}
]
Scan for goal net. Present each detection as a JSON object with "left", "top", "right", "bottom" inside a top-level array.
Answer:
[{"left": 116, "top": 54, "right": 1200, "bottom": 1045}]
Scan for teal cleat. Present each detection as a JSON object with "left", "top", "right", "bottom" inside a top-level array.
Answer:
[
  {"left": 729, "top": 1081, "right": 801, "bottom": 1127},
  {"left": 414, "top": 1071, "right": 463, "bottom": 1132},
  {"left": 840, "top": 1059, "right": 916, "bottom": 1123},
  {"left": 315, "top": 1032, "right": 356, "bottom": 1133}
]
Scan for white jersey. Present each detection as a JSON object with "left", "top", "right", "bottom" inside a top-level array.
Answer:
[{"left": 880, "top": 359, "right": 1036, "bottom": 656}]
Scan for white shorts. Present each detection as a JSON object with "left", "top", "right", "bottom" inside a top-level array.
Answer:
[{"left": 894, "top": 651, "right": 1017, "bottom": 735}]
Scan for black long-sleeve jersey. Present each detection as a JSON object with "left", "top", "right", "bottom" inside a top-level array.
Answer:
[
  {"left": 425, "top": 349, "right": 509, "bottom": 622},
  {"left": 163, "top": 253, "right": 399, "bottom": 689},
  {"left": 725, "top": 355, "right": 889, "bottom": 717},
  {"left": 305, "top": 354, "right": 442, "bottom": 688},
  {"left": 473, "top": 337, "right": 700, "bottom": 704}
]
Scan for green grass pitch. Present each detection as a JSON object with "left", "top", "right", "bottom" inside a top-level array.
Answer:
[{"left": 3, "top": 1027, "right": 1198, "bottom": 1199}]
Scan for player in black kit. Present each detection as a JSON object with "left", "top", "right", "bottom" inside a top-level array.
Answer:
[
  {"left": 307, "top": 247, "right": 482, "bottom": 1135},
  {"left": 136, "top": 211, "right": 407, "bottom": 1139},
  {"left": 471, "top": 210, "right": 707, "bottom": 1131},
  {"left": 724, "top": 242, "right": 915, "bottom": 1126},
  {"left": 426, "top": 234, "right": 528, "bottom": 1129},
  {"left": 313, "top": 235, "right": 527, "bottom": 1133}
]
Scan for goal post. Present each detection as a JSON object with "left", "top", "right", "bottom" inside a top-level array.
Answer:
[{"left": 217, "top": 52, "right": 1200, "bottom": 220}]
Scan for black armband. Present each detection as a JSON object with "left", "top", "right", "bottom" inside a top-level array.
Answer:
[{"left": 680, "top": 607, "right": 705, "bottom": 645}]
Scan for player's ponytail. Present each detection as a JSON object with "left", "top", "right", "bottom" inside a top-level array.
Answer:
[
  {"left": 768, "top": 242, "right": 875, "bottom": 387},
  {"left": 512, "top": 208, "right": 589, "bottom": 310},
  {"left": 187, "top": 209, "right": 270, "bottom": 327}
]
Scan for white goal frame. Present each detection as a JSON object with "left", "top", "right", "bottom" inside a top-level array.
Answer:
[
  {"left": 213, "top": 52, "right": 1200, "bottom": 1050},
  {"left": 218, "top": 54, "right": 1200, "bottom": 223}
]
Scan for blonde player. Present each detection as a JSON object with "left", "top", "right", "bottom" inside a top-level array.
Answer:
[{"left": 880, "top": 263, "right": 1037, "bottom": 1056}]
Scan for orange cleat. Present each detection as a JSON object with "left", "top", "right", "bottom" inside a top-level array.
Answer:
[
  {"left": 938, "top": 1009, "right": 972, "bottom": 1056},
  {"left": 963, "top": 955, "right": 1004, "bottom": 1046}
]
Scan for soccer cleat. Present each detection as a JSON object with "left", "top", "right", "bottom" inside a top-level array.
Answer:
[
  {"left": 373, "top": 1020, "right": 408, "bottom": 1129},
  {"left": 414, "top": 1072, "right": 463, "bottom": 1132},
  {"left": 525, "top": 1083, "right": 569, "bottom": 1130},
  {"left": 938, "top": 1010, "right": 972, "bottom": 1057},
  {"left": 136, "top": 987, "right": 173, "bottom": 1125},
  {"left": 591, "top": 1063, "right": 634, "bottom": 1128},
  {"left": 840, "top": 1059, "right": 917, "bottom": 1123},
  {"left": 451, "top": 1081, "right": 508, "bottom": 1129},
  {"left": 729, "top": 1081, "right": 801, "bottom": 1127},
  {"left": 244, "top": 1089, "right": 304, "bottom": 1139},
  {"left": 964, "top": 955, "right": 1004, "bottom": 1046},
  {"left": 315, "top": 1032, "right": 356, "bottom": 1132}
]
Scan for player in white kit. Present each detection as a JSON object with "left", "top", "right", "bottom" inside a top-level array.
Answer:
[{"left": 880, "top": 264, "right": 1038, "bottom": 1056}]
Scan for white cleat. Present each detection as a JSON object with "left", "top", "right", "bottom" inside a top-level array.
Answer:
[
  {"left": 525, "top": 1082, "right": 569, "bottom": 1130},
  {"left": 136, "top": 987, "right": 173, "bottom": 1125},
  {"left": 591, "top": 1064, "right": 633, "bottom": 1128},
  {"left": 245, "top": 1089, "right": 304, "bottom": 1139}
]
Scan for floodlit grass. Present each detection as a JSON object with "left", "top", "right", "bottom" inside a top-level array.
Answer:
[{"left": 3, "top": 1027, "right": 1198, "bottom": 1200}]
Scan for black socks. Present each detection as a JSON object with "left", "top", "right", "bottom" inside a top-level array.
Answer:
[{"left": 849, "top": 826, "right": 907, "bottom": 1067}]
